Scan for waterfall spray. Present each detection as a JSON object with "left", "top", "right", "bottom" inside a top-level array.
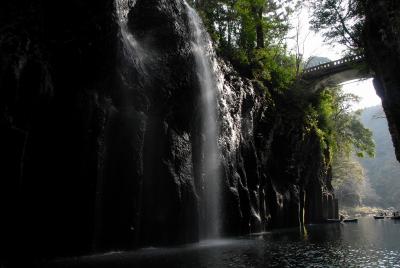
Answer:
[
  {"left": 115, "top": 0, "right": 148, "bottom": 71},
  {"left": 93, "top": 0, "right": 143, "bottom": 251},
  {"left": 185, "top": 2, "right": 221, "bottom": 238}
]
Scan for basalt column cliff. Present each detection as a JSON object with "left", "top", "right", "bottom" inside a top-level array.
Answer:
[{"left": 0, "top": 0, "right": 335, "bottom": 261}]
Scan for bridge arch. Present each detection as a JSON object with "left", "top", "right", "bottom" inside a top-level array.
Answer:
[{"left": 302, "top": 54, "right": 374, "bottom": 90}]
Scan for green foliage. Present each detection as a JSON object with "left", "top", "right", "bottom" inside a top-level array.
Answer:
[
  {"left": 309, "top": 0, "right": 365, "bottom": 51},
  {"left": 312, "top": 86, "right": 375, "bottom": 160},
  {"left": 251, "top": 47, "right": 297, "bottom": 90},
  {"left": 296, "top": 87, "right": 375, "bottom": 207},
  {"left": 190, "top": 0, "right": 299, "bottom": 91},
  {"left": 349, "top": 118, "right": 375, "bottom": 157},
  {"left": 305, "top": 86, "right": 376, "bottom": 208}
]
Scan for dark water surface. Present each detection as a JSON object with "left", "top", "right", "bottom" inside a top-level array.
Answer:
[{"left": 42, "top": 218, "right": 400, "bottom": 267}]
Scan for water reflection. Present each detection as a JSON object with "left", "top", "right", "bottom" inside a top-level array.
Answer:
[{"left": 44, "top": 218, "right": 400, "bottom": 268}]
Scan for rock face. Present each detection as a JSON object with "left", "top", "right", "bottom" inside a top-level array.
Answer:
[
  {"left": 0, "top": 0, "right": 334, "bottom": 262},
  {"left": 215, "top": 63, "right": 334, "bottom": 235},
  {"left": 0, "top": 0, "right": 118, "bottom": 261},
  {"left": 363, "top": 0, "right": 400, "bottom": 161}
]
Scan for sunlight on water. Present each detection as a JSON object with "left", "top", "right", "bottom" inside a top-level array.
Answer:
[{"left": 51, "top": 217, "right": 400, "bottom": 268}]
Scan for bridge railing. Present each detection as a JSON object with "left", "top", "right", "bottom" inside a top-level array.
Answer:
[{"left": 303, "top": 54, "right": 366, "bottom": 75}]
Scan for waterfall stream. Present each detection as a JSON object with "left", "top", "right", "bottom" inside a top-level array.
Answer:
[
  {"left": 185, "top": 2, "right": 221, "bottom": 238},
  {"left": 104, "top": 0, "right": 222, "bottom": 242}
]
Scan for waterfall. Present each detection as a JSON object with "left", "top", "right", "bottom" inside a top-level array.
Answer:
[
  {"left": 94, "top": 0, "right": 222, "bottom": 246},
  {"left": 185, "top": 2, "right": 221, "bottom": 238}
]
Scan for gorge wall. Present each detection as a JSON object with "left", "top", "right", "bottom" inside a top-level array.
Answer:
[
  {"left": 0, "top": 0, "right": 334, "bottom": 263},
  {"left": 363, "top": 0, "right": 400, "bottom": 162}
]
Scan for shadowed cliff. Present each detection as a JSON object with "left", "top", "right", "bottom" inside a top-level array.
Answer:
[{"left": 0, "top": 0, "right": 335, "bottom": 265}]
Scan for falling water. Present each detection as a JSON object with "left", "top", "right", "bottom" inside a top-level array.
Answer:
[{"left": 185, "top": 2, "right": 221, "bottom": 238}]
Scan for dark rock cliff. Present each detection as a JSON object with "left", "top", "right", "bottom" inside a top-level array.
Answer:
[
  {"left": 215, "top": 63, "right": 334, "bottom": 235},
  {"left": 0, "top": 0, "right": 118, "bottom": 261},
  {"left": 363, "top": 0, "right": 400, "bottom": 161},
  {"left": 0, "top": 0, "right": 334, "bottom": 263}
]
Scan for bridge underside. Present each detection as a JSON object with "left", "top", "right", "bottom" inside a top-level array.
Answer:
[{"left": 302, "top": 63, "right": 374, "bottom": 91}]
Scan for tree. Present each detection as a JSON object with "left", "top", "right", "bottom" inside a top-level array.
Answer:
[
  {"left": 291, "top": 3, "right": 312, "bottom": 78},
  {"left": 313, "top": 86, "right": 375, "bottom": 159},
  {"left": 311, "top": 86, "right": 376, "bottom": 208},
  {"left": 190, "top": 0, "right": 299, "bottom": 90},
  {"left": 309, "top": 0, "right": 365, "bottom": 52}
]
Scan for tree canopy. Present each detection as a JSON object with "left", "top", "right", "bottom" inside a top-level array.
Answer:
[
  {"left": 188, "top": 0, "right": 300, "bottom": 90},
  {"left": 312, "top": 86, "right": 375, "bottom": 160},
  {"left": 309, "top": 0, "right": 365, "bottom": 52}
]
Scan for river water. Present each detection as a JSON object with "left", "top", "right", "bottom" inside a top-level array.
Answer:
[{"left": 43, "top": 217, "right": 400, "bottom": 267}]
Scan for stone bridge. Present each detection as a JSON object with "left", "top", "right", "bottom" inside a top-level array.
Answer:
[{"left": 302, "top": 54, "right": 373, "bottom": 89}]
